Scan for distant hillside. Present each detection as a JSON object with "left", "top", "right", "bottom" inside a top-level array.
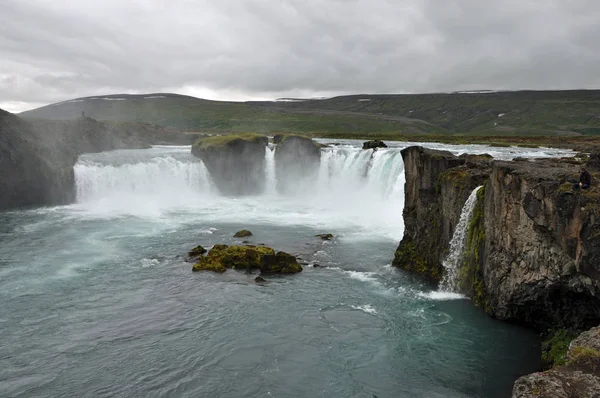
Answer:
[{"left": 20, "top": 90, "right": 600, "bottom": 136}]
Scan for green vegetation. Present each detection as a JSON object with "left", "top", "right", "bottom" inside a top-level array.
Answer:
[
  {"left": 440, "top": 168, "right": 469, "bottom": 190},
  {"left": 393, "top": 239, "right": 441, "bottom": 281},
  {"left": 568, "top": 346, "right": 600, "bottom": 371},
  {"left": 192, "top": 133, "right": 267, "bottom": 151},
  {"left": 541, "top": 329, "right": 576, "bottom": 368},
  {"left": 191, "top": 244, "right": 302, "bottom": 274},
  {"left": 459, "top": 186, "right": 488, "bottom": 308},
  {"left": 19, "top": 91, "right": 600, "bottom": 140}
]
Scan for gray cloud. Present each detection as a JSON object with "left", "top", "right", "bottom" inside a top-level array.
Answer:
[{"left": 1, "top": 0, "right": 600, "bottom": 112}]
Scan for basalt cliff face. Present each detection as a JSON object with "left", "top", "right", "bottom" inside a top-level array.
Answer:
[
  {"left": 394, "top": 146, "right": 600, "bottom": 331},
  {"left": 191, "top": 134, "right": 269, "bottom": 196},
  {"left": 0, "top": 109, "right": 193, "bottom": 210},
  {"left": 395, "top": 146, "right": 600, "bottom": 396},
  {"left": 393, "top": 146, "right": 491, "bottom": 281}
]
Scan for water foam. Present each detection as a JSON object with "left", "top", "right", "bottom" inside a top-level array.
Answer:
[{"left": 73, "top": 145, "right": 406, "bottom": 238}]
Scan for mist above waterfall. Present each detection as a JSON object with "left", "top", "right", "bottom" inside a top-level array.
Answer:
[{"left": 73, "top": 143, "right": 406, "bottom": 238}]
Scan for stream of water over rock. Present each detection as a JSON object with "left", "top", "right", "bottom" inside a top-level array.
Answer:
[{"left": 0, "top": 140, "right": 575, "bottom": 397}]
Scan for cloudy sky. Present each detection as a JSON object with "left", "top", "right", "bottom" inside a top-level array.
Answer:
[{"left": 1, "top": 0, "right": 600, "bottom": 113}]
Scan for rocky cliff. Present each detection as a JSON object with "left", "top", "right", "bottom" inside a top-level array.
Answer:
[
  {"left": 191, "top": 133, "right": 269, "bottom": 195},
  {"left": 513, "top": 326, "right": 600, "bottom": 398},
  {"left": 394, "top": 146, "right": 600, "bottom": 332},
  {"left": 393, "top": 146, "right": 490, "bottom": 281},
  {"left": 0, "top": 109, "right": 191, "bottom": 210}
]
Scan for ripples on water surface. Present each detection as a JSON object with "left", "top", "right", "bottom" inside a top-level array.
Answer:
[{"left": 0, "top": 141, "right": 569, "bottom": 397}]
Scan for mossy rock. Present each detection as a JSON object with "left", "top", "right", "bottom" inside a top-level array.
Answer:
[
  {"left": 188, "top": 245, "right": 207, "bottom": 257},
  {"left": 192, "top": 257, "right": 226, "bottom": 273},
  {"left": 190, "top": 244, "right": 301, "bottom": 274},
  {"left": 192, "top": 133, "right": 268, "bottom": 152},
  {"left": 234, "top": 229, "right": 253, "bottom": 238},
  {"left": 260, "top": 251, "right": 303, "bottom": 273}
]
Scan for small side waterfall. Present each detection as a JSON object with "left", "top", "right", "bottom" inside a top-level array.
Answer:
[{"left": 439, "top": 186, "right": 483, "bottom": 292}]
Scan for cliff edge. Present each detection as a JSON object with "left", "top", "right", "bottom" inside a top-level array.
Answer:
[{"left": 394, "top": 146, "right": 600, "bottom": 331}]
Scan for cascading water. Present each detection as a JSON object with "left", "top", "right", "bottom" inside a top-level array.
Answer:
[
  {"left": 264, "top": 145, "right": 276, "bottom": 195},
  {"left": 73, "top": 146, "right": 214, "bottom": 216},
  {"left": 439, "top": 186, "right": 483, "bottom": 292},
  {"left": 72, "top": 144, "right": 406, "bottom": 237}
]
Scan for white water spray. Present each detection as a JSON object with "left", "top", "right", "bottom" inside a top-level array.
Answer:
[
  {"left": 72, "top": 145, "right": 406, "bottom": 237},
  {"left": 264, "top": 145, "right": 276, "bottom": 195},
  {"left": 439, "top": 186, "right": 483, "bottom": 292}
]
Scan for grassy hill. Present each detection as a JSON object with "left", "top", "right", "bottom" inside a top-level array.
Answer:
[{"left": 19, "top": 90, "right": 600, "bottom": 137}]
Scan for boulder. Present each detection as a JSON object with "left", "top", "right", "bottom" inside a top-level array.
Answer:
[
  {"left": 187, "top": 245, "right": 207, "bottom": 262},
  {"left": 274, "top": 135, "right": 321, "bottom": 194},
  {"left": 233, "top": 229, "right": 253, "bottom": 238},
  {"left": 260, "top": 251, "right": 303, "bottom": 274},
  {"left": 513, "top": 325, "right": 600, "bottom": 398},
  {"left": 362, "top": 140, "right": 388, "bottom": 150},
  {"left": 190, "top": 244, "right": 302, "bottom": 274},
  {"left": 192, "top": 133, "right": 269, "bottom": 196},
  {"left": 254, "top": 276, "right": 267, "bottom": 283}
]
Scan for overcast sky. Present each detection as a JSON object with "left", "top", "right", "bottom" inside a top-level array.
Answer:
[{"left": 1, "top": 0, "right": 600, "bottom": 113}]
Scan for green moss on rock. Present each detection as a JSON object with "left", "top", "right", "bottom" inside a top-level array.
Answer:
[
  {"left": 542, "top": 329, "right": 576, "bottom": 368},
  {"left": 233, "top": 229, "right": 253, "bottom": 238},
  {"left": 192, "top": 133, "right": 268, "bottom": 151},
  {"left": 191, "top": 244, "right": 301, "bottom": 274},
  {"left": 192, "top": 258, "right": 226, "bottom": 273},
  {"left": 439, "top": 168, "right": 469, "bottom": 190},
  {"left": 188, "top": 245, "right": 207, "bottom": 257},
  {"left": 393, "top": 238, "right": 442, "bottom": 281},
  {"left": 458, "top": 186, "right": 488, "bottom": 308}
]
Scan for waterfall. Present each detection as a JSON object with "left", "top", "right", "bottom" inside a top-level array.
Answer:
[
  {"left": 439, "top": 186, "right": 483, "bottom": 292},
  {"left": 72, "top": 145, "right": 406, "bottom": 235},
  {"left": 73, "top": 147, "right": 214, "bottom": 215},
  {"left": 264, "top": 145, "right": 276, "bottom": 195}
]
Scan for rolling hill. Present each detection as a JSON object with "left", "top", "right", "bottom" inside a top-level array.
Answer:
[{"left": 19, "top": 90, "right": 600, "bottom": 137}]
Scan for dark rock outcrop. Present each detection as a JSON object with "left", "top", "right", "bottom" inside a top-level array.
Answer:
[
  {"left": 392, "top": 146, "right": 490, "bottom": 281},
  {"left": 192, "top": 134, "right": 269, "bottom": 196},
  {"left": 260, "top": 251, "right": 303, "bottom": 273},
  {"left": 274, "top": 135, "right": 321, "bottom": 194},
  {"left": 0, "top": 110, "right": 177, "bottom": 210},
  {"left": 362, "top": 140, "right": 388, "bottom": 150},
  {"left": 513, "top": 326, "right": 600, "bottom": 397},
  {"left": 483, "top": 161, "right": 600, "bottom": 331},
  {"left": 233, "top": 229, "right": 253, "bottom": 238},
  {"left": 395, "top": 146, "right": 600, "bottom": 331}
]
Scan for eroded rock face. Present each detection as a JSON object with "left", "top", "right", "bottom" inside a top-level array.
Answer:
[
  {"left": 483, "top": 161, "right": 600, "bottom": 331},
  {"left": 274, "top": 135, "right": 321, "bottom": 194},
  {"left": 192, "top": 134, "right": 269, "bottom": 196},
  {"left": 395, "top": 146, "right": 600, "bottom": 331},
  {"left": 392, "top": 146, "right": 490, "bottom": 281}
]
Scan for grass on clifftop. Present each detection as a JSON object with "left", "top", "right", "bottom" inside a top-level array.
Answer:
[{"left": 193, "top": 133, "right": 267, "bottom": 150}]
